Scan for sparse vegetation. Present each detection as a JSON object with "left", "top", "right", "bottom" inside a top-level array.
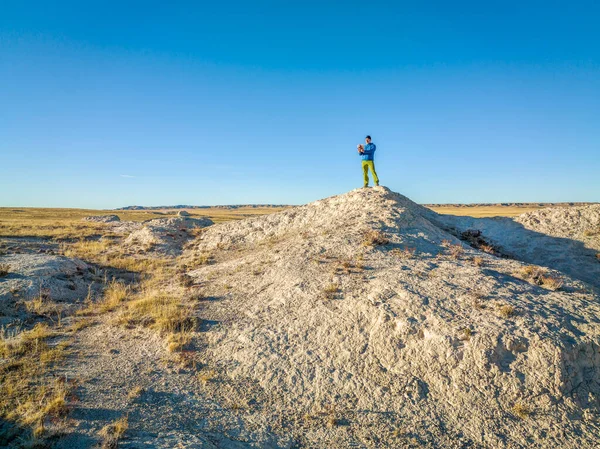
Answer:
[
  {"left": 513, "top": 265, "right": 564, "bottom": 290},
  {"left": 0, "top": 323, "right": 72, "bottom": 444},
  {"left": 583, "top": 228, "right": 600, "bottom": 237},
  {"left": 331, "top": 258, "right": 364, "bottom": 275},
  {"left": 97, "top": 280, "right": 130, "bottom": 313}
]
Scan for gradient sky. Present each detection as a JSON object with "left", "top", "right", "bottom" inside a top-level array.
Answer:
[{"left": 1, "top": 1, "right": 599, "bottom": 209}]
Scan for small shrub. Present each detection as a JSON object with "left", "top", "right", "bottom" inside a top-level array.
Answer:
[
  {"left": 512, "top": 402, "right": 530, "bottom": 419},
  {"left": 583, "top": 228, "right": 599, "bottom": 237},
  {"left": 391, "top": 247, "right": 416, "bottom": 259},
  {"left": 0, "top": 263, "right": 10, "bottom": 277},
  {"left": 362, "top": 230, "right": 389, "bottom": 247}
]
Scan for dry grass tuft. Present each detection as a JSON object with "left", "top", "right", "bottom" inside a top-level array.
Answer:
[
  {"left": 362, "top": 230, "right": 389, "bottom": 247},
  {"left": 198, "top": 369, "right": 217, "bottom": 385},
  {"left": 323, "top": 283, "right": 340, "bottom": 300},
  {"left": 583, "top": 228, "right": 600, "bottom": 237},
  {"left": 96, "top": 280, "right": 130, "bottom": 313},
  {"left": 391, "top": 247, "right": 416, "bottom": 259},
  {"left": 127, "top": 386, "right": 144, "bottom": 400},
  {"left": 498, "top": 304, "right": 516, "bottom": 319},
  {"left": 0, "top": 324, "right": 72, "bottom": 443},
  {"left": 99, "top": 416, "right": 128, "bottom": 449}
]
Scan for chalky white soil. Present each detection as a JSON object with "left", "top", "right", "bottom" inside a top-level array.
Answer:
[{"left": 6, "top": 187, "right": 599, "bottom": 448}]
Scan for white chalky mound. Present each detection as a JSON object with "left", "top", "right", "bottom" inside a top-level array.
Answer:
[{"left": 183, "top": 187, "right": 600, "bottom": 448}]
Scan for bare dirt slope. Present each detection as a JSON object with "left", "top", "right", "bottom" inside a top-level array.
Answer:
[{"left": 179, "top": 186, "right": 600, "bottom": 448}]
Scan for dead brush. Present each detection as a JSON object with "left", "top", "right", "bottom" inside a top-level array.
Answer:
[
  {"left": 331, "top": 259, "right": 363, "bottom": 275},
  {"left": 472, "top": 256, "right": 484, "bottom": 267},
  {"left": 119, "top": 291, "right": 196, "bottom": 334},
  {"left": 362, "top": 229, "right": 389, "bottom": 247},
  {"left": 166, "top": 331, "right": 192, "bottom": 352},
  {"left": 98, "top": 416, "right": 128, "bottom": 449}
]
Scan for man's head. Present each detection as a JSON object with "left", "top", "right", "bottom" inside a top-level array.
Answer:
[{"left": 365, "top": 135, "right": 372, "bottom": 144}]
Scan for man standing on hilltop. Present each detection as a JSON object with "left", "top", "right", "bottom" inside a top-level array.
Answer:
[{"left": 357, "top": 135, "right": 380, "bottom": 188}]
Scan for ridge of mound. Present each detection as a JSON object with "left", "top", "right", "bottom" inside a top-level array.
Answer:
[{"left": 180, "top": 187, "right": 600, "bottom": 448}]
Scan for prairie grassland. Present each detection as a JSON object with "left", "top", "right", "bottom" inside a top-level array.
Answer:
[
  {"left": 427, "top": 205, "right": 544, "bottom": 218},
  {"left": 0, "top": 206, "right": 287, "bottom": 239}
]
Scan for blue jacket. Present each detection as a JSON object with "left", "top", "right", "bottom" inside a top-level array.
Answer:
[{"left": 361, "top": 142, "right": 376, "bottom": 161}]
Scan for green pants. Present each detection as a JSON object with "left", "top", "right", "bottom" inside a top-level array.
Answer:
[{"left": 362, "top": 160, "right": 379, "bottom": 187}]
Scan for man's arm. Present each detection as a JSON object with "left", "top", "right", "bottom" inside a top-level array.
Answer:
[{"left": 362, "top": 143, "right": 376, "bottom": 156}]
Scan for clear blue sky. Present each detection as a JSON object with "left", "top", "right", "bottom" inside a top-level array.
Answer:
[{"left": 1, "top": 1, "right": 599, "bottom": 208}]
